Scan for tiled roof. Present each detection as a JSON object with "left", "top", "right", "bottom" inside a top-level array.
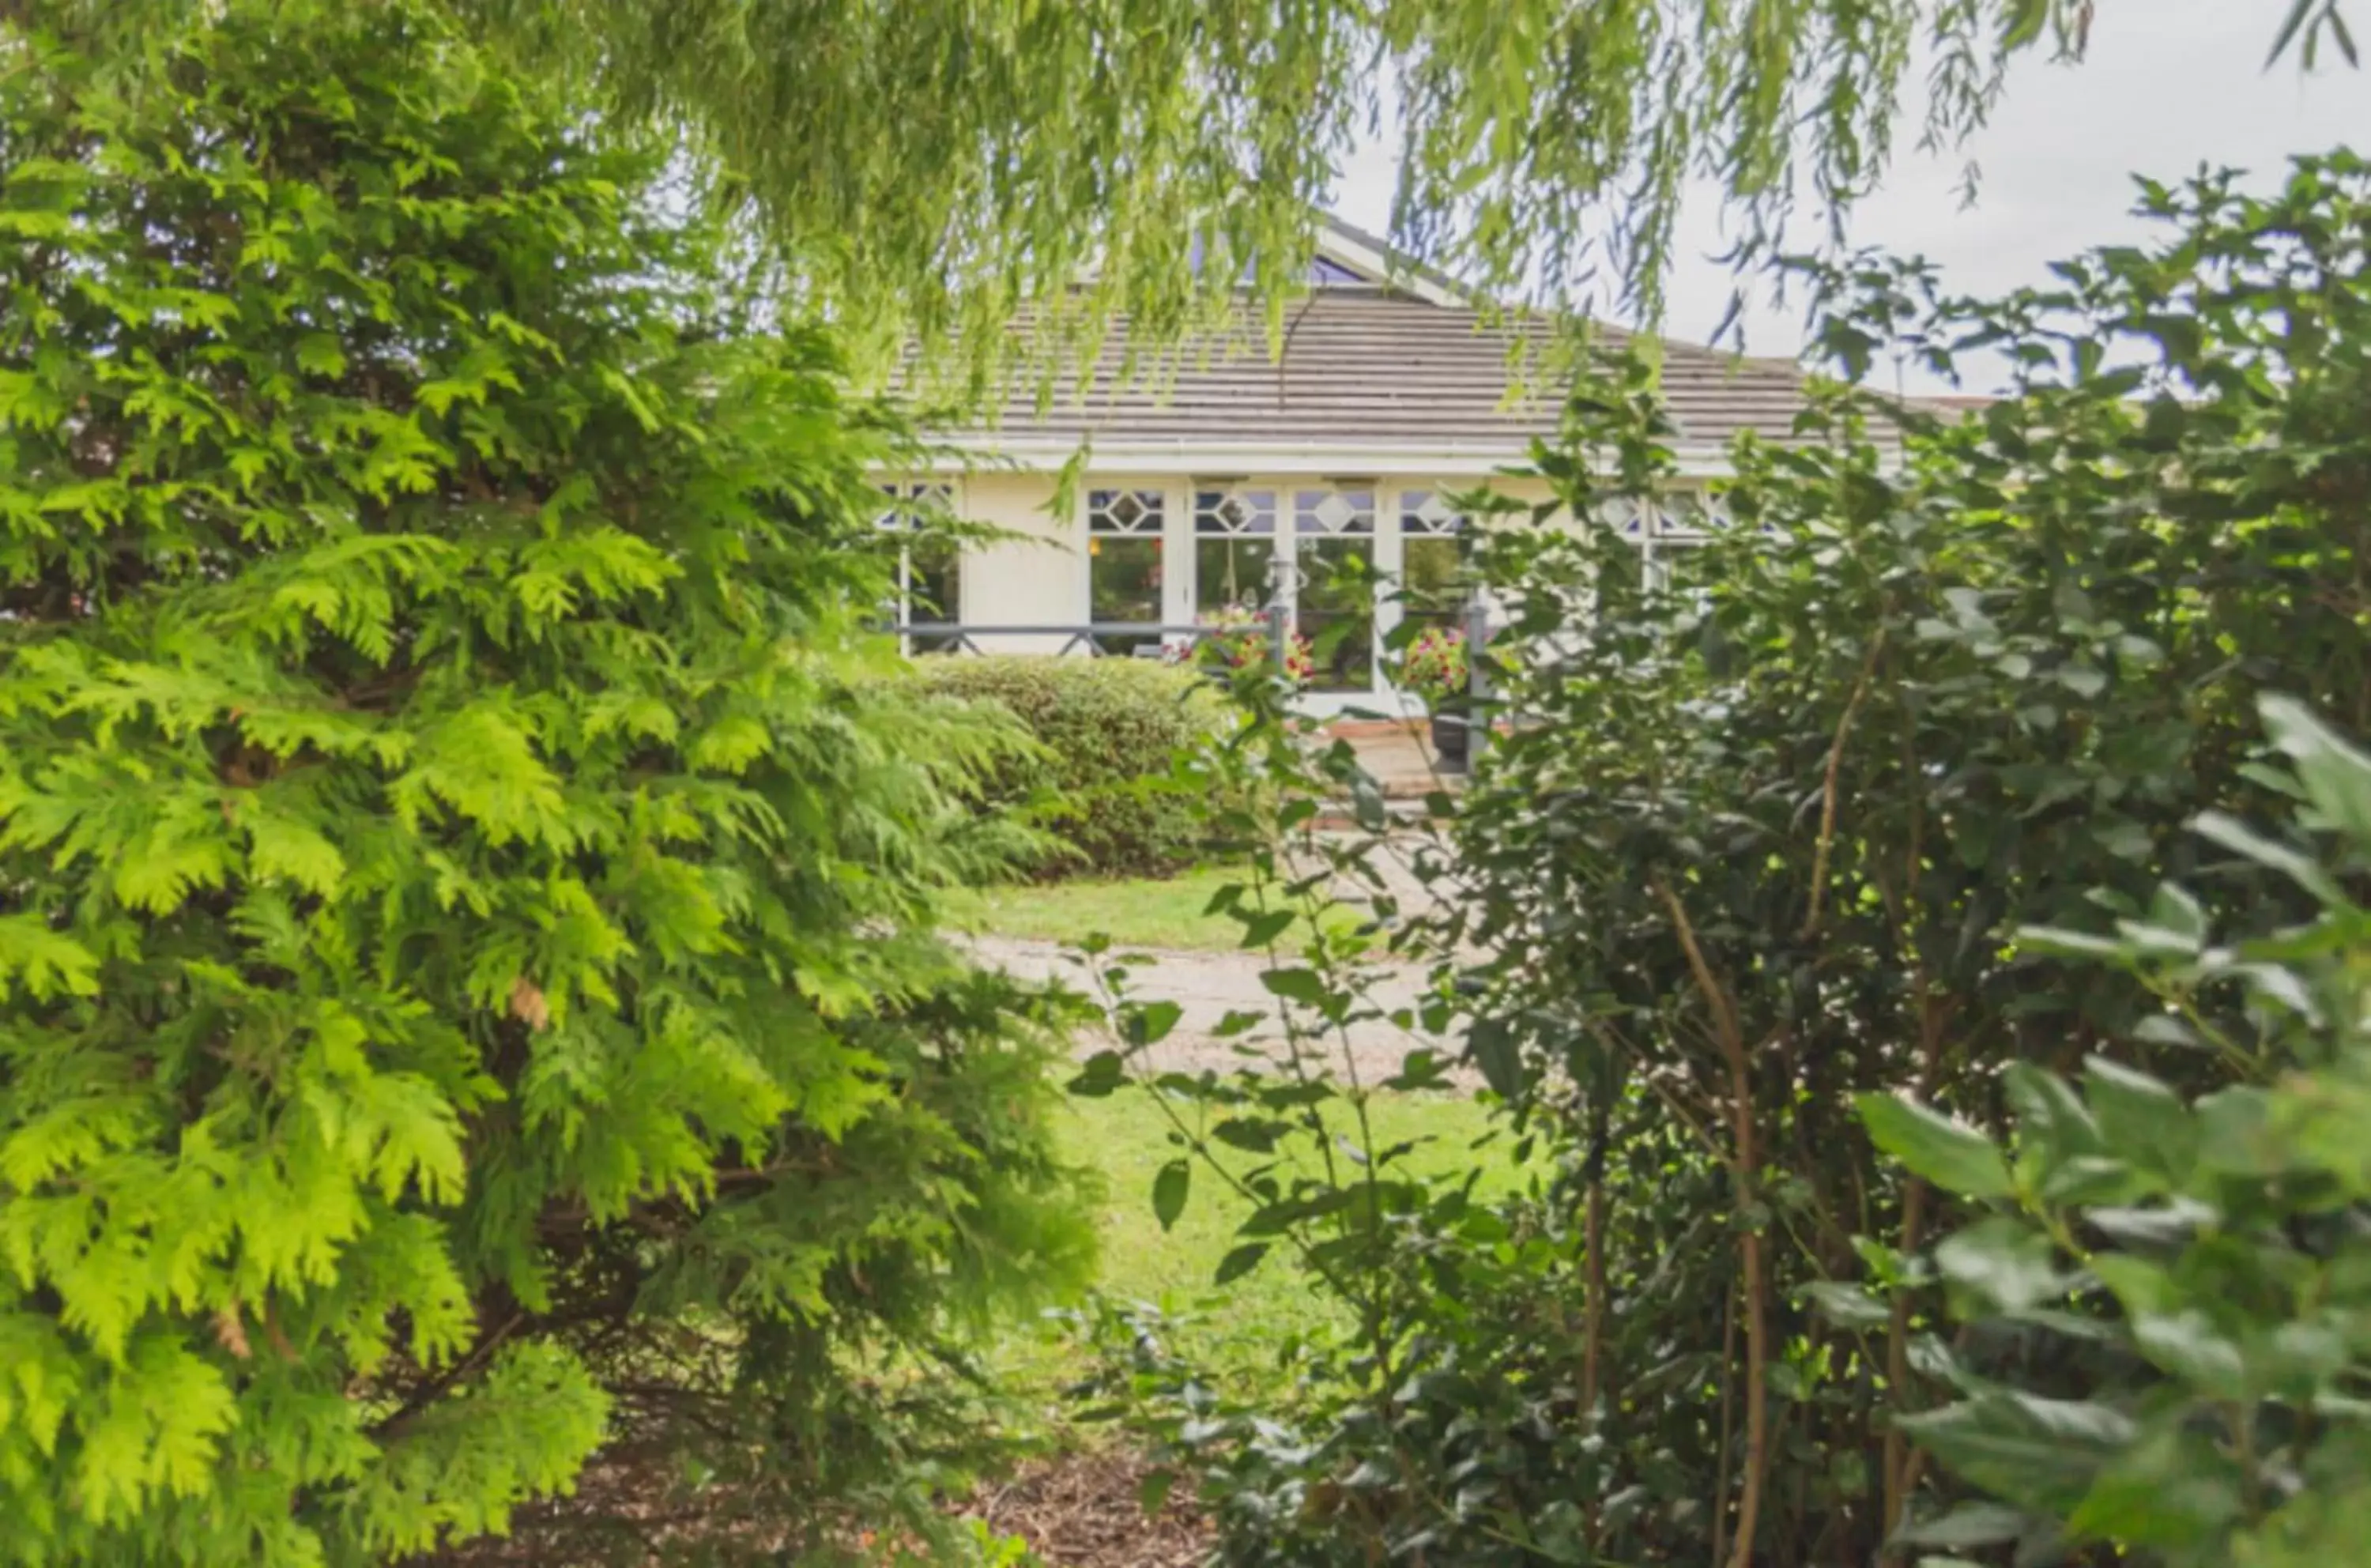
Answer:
[{"left": 949, "top": 291, "right": 1825, "bottom": 459}]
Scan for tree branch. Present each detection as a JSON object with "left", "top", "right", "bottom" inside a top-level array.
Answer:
[{"left": 1653, "top": 875, "right": 1769, "bottom": 1568}]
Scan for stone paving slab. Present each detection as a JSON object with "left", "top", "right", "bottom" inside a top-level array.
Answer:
[{"left": 967, "top": 934, "right": 1463, "bottom": 1084}]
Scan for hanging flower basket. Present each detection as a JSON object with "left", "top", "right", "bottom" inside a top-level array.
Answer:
[
  {"left": 1401, "top": 625, "right": 1472, "bottom": 771},
  {"left": 1193, "top": 606, "right": 1314, "bottom": 684}
]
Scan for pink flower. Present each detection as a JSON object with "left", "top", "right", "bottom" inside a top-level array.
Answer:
[
  {"left": 1400, "top": 625, "right": 1468, "bottom": 696},
  {"left": 1195, "top": 607, "right": 1314, "bottom": 681}
]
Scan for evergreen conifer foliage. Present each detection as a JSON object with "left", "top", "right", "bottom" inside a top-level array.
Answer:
[{"left": 0, "top": 6, "right": 1087, "bottom": 1560}]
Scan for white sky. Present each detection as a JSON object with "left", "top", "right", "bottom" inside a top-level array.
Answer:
[{"left": 1328, "top": 0, "right": 2370, "bottom": 391}]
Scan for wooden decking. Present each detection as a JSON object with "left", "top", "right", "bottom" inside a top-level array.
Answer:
[{"left": 1325, "top": 718, "right": 1468, "bottom": 801}]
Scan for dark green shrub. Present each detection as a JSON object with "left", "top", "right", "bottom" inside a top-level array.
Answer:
[
  {"left": 0, "top": 8, "right": 1087, "bottom": 1562},
  {"left": 1429, "top": 153, "right": 2371, "bottom": 1568},
  {"left": 1072, "top": 153, "right": 2371, "bottom": 1568},
  {"left": 911, "top": 655, "right": 1230, "bottom": 879},
  {"left": 1853, "top": 696, "right": 2371, "bottom": 1568}
]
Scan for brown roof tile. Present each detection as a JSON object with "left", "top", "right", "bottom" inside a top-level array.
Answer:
[{"left": 945, "top": 292, "right": 1824, "bottom": 457}]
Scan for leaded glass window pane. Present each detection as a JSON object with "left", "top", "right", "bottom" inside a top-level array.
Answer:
[
  {"left": 1195, "top": 537, "right": 1273, "bottom": 616},
  {"left": 1295, "top": 488, "right": 1375, "bottom": 534},
  {"left": 1089, "top": 488, "right": 1163, "bottom": 533},
  {"left": 1294, "top": 488, "right": 1376, "bottom": 691},
  {"left": 1398, "top": 490, "right": 1465, "bottom": 633},
  {"left": 878, "top": 482, "right": 960, "bottom": 653},
  {"left": 1195, "top": 488, "right": 1278, "bottom": 618},
  {"left": 1087, "top": 488, "right": 1165, "bottom": 654},
  {"left": 1655, "top": 491, "right": 1724, "bottom": 539},
  {"left": 1195, "top": 488, "right": 1277, "bottom": 535}
]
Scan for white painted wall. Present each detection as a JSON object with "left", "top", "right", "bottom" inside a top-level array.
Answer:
[{"left": 952, "top": 472, "right": 1077, "bottom": 654}]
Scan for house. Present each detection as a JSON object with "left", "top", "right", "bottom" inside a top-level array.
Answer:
[{"left": 885, "top": 218, "right": 1829, "bottom": 715}]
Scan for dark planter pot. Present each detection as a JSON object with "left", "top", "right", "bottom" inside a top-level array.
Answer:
[{"left": 1429, "top": 706, "right": 1470, "bottom": 772}]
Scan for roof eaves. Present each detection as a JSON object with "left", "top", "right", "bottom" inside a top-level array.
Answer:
[{"left": 1314, "top": 215, "right": 1483, "bottom": 309}]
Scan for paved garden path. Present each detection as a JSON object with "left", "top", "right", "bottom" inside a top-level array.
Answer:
[{"left": 967, "top": 935, "right": 1457, "bottom": 1083}]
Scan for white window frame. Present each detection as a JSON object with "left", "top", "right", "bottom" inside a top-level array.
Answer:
[
  {"left": 1287, "top": 483, "right": 1383, "bottom": 698},
  {"left": 1609, "top": 490, "right": 1726, "bottom": 597},
  {"left": 1186, "top": 480, "right": 1287, "bottom": 619},
  {"left": 1389, "top": 486, "right": 1472, "bottom": 644},
  {"left": 877, "top": 480, "right": 961, "bottom": 654},
  {"left": 1030, "top": 478, "right": 1741, "bottom": 710},
  {"left": 1180, "top": 477, "right": 1429, "bottom": 711},
  {"left": 1080, "top": 483, "right": 1174, "bottom": 658}
]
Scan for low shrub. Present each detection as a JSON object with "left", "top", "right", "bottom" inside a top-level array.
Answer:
[{"left": 910, "top": 656, "right": 1230, "bottom": 879}]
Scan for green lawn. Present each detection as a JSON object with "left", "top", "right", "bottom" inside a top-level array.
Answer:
[
  {"left": 958, "top": 864, "right": 1363, "bottom": 952},
  {"left": 996, "top": 1087, "right": 1517, "bottom": 1405}
]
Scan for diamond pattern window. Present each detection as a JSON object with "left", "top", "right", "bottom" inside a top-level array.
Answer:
[
  {"left": 878, "top": 481, "right": 960, "bottom": 653},
  {"left": 1087, "top": 488, "right": 1166, "bottom": 658},
  {"left": 1193, "top": 487, "right": 1278, "bottom": 618},
  {"left": 1293, "top": 488, "right": 1377, "bottom": 691},
  {"left": 1398, "top": 489, "right": 1467, "bottom": 635}
]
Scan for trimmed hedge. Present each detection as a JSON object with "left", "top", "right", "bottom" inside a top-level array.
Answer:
[{"left": 912, "top": 656, "right": 1229, "bottom": 878}]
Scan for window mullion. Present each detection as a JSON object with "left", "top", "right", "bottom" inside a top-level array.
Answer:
[
  {"left": 1162, "top": 479, "right": 1192, "bottom": 631},
  {"left": 1376, "top": 482, "right": 1407, "bottom": 658}
]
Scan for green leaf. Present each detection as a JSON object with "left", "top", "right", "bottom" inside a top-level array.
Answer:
[
  {"left": 1121, "top": 1001, "right": 1182, "bottom": 1047},
  {"left": 2003, "top": 1061, "right": 2104, "bottom": 1171},
  {"left": 2083, "top": 1057, "right": 2196, "bottom": 1183},
  {"left": 1892, "top": 1501, "right": 2030, "bottom": 1549},
  {"left": 2068, "top": 1424, "right": 2244, "bottom": 1546},
  {"left": 113, "top": 829, "right": 236, "bottom": 915},
  {"left": 1934, "top": 1217, "right": 2067, "bottom": 1316},
  {"left": 1803, "top": 1279, "right": 1893, "bottom": 1328},
  {"left": 1152, "top": 1159, "right": 1192, "bottom": 1231},
  {"left": 1239, "top": 1186, "right": 1350, "bottom": 1238},
  {"left": 2015, "top": 924, "right": 2126, "bottom": 962},
  {"left": 2260, "top": 693, "right": 2371, "bottom": 850},
  {"left": 2195, "top": 1086, "right": 2282, "bottom": 1177},
  {"left": 1895, "top": 1393, "right": 2135, "bottom": 1516},
  {"left": 2130, "top": 1310, "right": 2247, "bottom": 1399},
  {"left": 245, "top": 814, "right": 348, "bottom": 896},
  {"left": 1213, "top": 1242, "right": 1268, "bottom": 1284},
  {"left": 2000, "top": 0, "right": 2051, "bottom": 49},
  {"left": 2143, "top": 882, "right": 2207, "bottom": 944},
  {"left": 296, "top": 330, "right": 348, "bottom": 379},
  {"left": 2192, "top": 809, "right": 2342, "bottom": 902},
  {"left": 1466, "top": 1017, "right": 1526, "bottom": 1099},
  {"left": 0, "top": 915, "right": 100, "bottom": 1002},
  {"left": 1066, "top": 1050, "right": 1126, "bottom": 1098},
  {"left": 2268, "top": 0, "right": 2322, "bottom": 66},
  {"left": 1857, "top": 1093, "right": 2015, "bottom": 1199},
  {"left": 1209, "top": 1118, "right": 1282, "bottom": 1154},
  {"left": 1258, "top": 967, "right": 1329, "bottom": 1006},
  {"left": 2039, "top": 1153, "right": 2150, "bottom": 1208},
  {"left": 1137, "top": 1467, "right": 1176, "bottom": 1515},
  {"left": 73, "top": 1336, "right": 239, "bottom": 1523},
  {"left": 2130, "top": 1013, "right": 2199, "bottom": 1050},
  {"left": 1236, "top": 909, "right": 1296, "bottom": 948},
  {"left": 2089, "top": 1254, "right": 2176, "bottom": 1319}
]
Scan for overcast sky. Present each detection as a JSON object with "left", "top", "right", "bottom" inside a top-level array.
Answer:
[{"left": 1329, "top": 0, "right": 2370, "bottom": 390}]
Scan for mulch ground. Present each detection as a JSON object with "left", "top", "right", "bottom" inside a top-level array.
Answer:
[{"left": 960, "top": 1449, "right": 1213, "bottom": 1568}]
